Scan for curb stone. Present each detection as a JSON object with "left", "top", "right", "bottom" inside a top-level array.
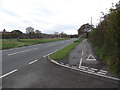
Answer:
[{"left": 47, "top": 56, "right": 120, "bottom": 81}]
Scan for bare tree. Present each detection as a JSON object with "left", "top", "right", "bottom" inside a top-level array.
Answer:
[
  {"left": 35, "top": 30, "right": 41, "bottom": 38},
  {"left": 26, "top": 26, "right": 34, "bottom": 39}
]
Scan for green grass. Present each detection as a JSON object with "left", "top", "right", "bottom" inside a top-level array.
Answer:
[
  {"left": 1, "top": 38, "right": 70, "bottom": 50},
  {"left": 49, "top": 38, "right": 84, "bottom": 60},
  {"left": 92, "top": 45, "right": 120, "bottom": 75}
]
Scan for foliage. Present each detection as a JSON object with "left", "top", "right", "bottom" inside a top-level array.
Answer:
[
  {"left": 11, "top": 30, "right": 23, "bottom": 39},
  {"left": 26, "top": 26, "right": 35, "bottom": 39},
  {"left": 88, "top": 1, "right": 120, "bottom": 75},
  {"left": 49, "top": 38, "right": 84, "bottom": 60},
  {"left": 78, "top": 23, "right": 93, "bottom": 34}
]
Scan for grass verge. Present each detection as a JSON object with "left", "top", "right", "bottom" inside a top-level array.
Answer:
[
  {"left": 49, "top": 38, "right": 84, "bottom": 60},
  {"left": 1, "top": 38, "right": 69, "bottom": 50}
]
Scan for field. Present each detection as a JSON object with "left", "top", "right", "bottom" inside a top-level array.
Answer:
[{"left": 1, "top": 38, "right": 69, "bottom": 50}]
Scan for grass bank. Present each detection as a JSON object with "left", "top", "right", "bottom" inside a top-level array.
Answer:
[
  {"left": 1, "top": 38, "right": 69, "bottom": 50},
  {"left": 88, "top": 29, "right": 119, "bottom": 75},
  {"left": 49, "top": 38, "right": 84, "bottom": 60}
]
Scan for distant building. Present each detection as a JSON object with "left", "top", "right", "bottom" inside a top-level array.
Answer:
[{"left": 54, "top": 32, "right": 59, "bottom": 35}]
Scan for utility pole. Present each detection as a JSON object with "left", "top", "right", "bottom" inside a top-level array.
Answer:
[{"left": 91, "top": 17, "right": 92, "bottom": 25}]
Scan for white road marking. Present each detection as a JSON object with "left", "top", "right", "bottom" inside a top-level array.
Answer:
[
  {"left": 87, "top": 69, "right": 95, "bottom": 72},
  {"left": 49, "top": 57, "right": 120, "bottom": 81},
  {"left": 29, "top": 60, "right": 38, "bottom": 65},
  {"left": 80, "top": 67, "right": 86, "bottom": 70},
  {"left": 43, "top": 47, "right": 65, "bottom": 57},
  {"left": 78, "top": 58, "right": 83, "bottom": 68},
  {"left": 82, "top": 51, "right": 84, "bottom": 55},
  {"left": 91, "top": 68, "right": 98, "bottom": 71},
  {"left": 97, "top": 71, "right": 106, "bottom": 75},
  {"left": 86, "top": 54, "right": 96, "bottom": 61},
  {"left": 99, "top": 70, "right": 108, "bottom": 73},
  {"left": 80, "top": 66, "right": 88, "bottom": 69},
  {"left": 43, "top": 49, "right": 59, "bottom": 57},
  {"left": 0, "top": 69, "right": 18, "bottom": 78},
  {"left": 8, "top": 48, "right": 39, "bottom": 56},
  {"left": 71, "top": 66, "right": 77, "bottom": 68},
  {"left": 43, "top": 54, "right": 49, "bottom": 58}
]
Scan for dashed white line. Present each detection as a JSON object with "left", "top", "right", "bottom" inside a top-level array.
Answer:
[
  {"left": 29, "top": 60, "right": 38, "bottom": 65},
  {"left": 99, "top": 70, "right": 108, "bottom": 73},
  {"left": 80, "top": 66, "right": 88, "bottom": 69},
  {"left": 87, "top": 69, "right": 95, "bottom": 72},
  {"left": 0, "top": 69, "right": 18, "bottom": 78},
  {"left": 97, "top": 71, "right": 106, "bottom": 75},
  {"left": 80, "top": 67, "right": 86, "bottom": 70},
  {"left": 78, "top": 58, "right": 83, "bottom": 68},
  {"left": 91, "top": 68, "right": 98, "bottom": 71},
  {"left": 8, "top": 48, "right": 39, "bottom": 56}
]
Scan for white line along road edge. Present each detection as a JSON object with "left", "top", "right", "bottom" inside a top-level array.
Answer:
[
  {"left": 0, "top": 69, "right": 18, "bottom": 79},
  {"left": 43, "top": 47, "right": 65, "bottom": 57},
  {"left": 8, "top": 48, "right": 39, "bottom": 56},
  {"left": 48, "top": 56, "right": 120, "bottom": 81},
  {"left": 78, "top": 58, "right": 83, "bottom": 68}
]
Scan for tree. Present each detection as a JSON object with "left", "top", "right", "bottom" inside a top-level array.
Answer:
[
  {"left": 78, "top": 23, "right": 93, "bottom": 38},
  {"left": 11, "top": 30, "right": 23, "bottom": 39},
  {"left": 88, "top": 1, "right": 120, "bottom": 75},
  {"left": 59, "top": 32, "right": 67, "bottom": 38},
  {"left": 26, "top": 26, "right": 34, "bottom": 39},
  {"left": 2, "top": 29, "right": 7, "bottom": 39},
  {"left": 35, "top": 30, "right": 41, "bottom": 38}
]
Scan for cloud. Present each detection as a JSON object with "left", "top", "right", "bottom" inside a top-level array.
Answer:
[
  {"left": 0, "top": 8, "right": 19, "bottom": 17},
  {"left": 0, "top": 0, "right": 119, "bottom": 34}
]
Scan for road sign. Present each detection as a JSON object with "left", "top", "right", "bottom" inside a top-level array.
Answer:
[{"left": 86, "top": 54, "right": 96, "bottom": 61}]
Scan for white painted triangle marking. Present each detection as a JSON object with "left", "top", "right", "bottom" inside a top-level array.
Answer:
[{"left": 86, "top": 54, "right": 96, "bottom": 61}]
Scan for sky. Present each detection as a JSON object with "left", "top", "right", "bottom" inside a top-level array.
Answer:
[{"left": 0, "top": 0, "right": 119, "bottom": 34}]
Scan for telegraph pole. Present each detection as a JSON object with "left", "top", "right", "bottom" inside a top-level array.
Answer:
[{"left": 91, "top": 17, "right": 92, "bottom": 25}]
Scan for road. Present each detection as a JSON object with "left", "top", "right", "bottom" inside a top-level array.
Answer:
[
  {"left": 1, "top": 38, "right": 120, "bottom": 88},
  {"left": 2, "top": 38, "right": 77, "bottom": 75},
  {"left": 2, "top": 56, "right": 119, "bottom": 88}
]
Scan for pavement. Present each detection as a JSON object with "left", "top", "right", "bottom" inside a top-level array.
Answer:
[
  {"left": 58, "top": 39, "right": 119, "bottom": 79},
  {"left": 1, "top": 38, "right": 120, "bottom": 88}
]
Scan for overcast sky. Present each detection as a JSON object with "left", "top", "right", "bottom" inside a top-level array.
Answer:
[{"left": 0, "top": 0, "right": 119, "bottom": 34}]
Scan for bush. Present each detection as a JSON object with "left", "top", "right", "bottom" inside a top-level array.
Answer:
[{"left": 88, "top": 1, "right": 120, "bottom": 75}]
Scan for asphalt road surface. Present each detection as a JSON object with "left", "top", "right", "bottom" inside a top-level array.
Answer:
[
  {"left": 2, "top": 57, "right": 119, "bottom": 88},
  {"left": 2, "top": 38, "right": 77, "bottom": 75},
  {"left": 1, "top": 38, "right": 120, "bottom": 88}
]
